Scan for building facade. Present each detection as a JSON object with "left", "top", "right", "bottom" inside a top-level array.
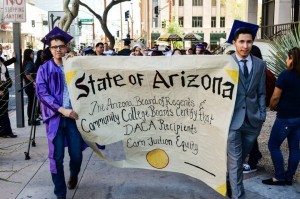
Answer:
[
  {"left": 141, "top": 0, "right": 300, "bottom": 50},
  {"left": 262, "top": 0, "right": 299, "bottom": 26},
  {"left": 141, "top": 0, "right": 237, "bottom": 50},
  {"left": 0, "top": 0, "right": 48, "bottom": 51}
]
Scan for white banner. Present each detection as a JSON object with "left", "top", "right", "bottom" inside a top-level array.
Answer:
[{"left": 64, "top": 55, "right": 239, "bottom": 196}]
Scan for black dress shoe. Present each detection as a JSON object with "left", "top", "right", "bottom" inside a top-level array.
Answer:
[
  {"left": 57, "top": 197, "right": 66, "bottom": 199},
  {"left": 262, "top": 178, "right": 285, "bottom": 186},
  {"left": 285, "top": 179, "right": 293, "bottom": 185},
  {"left": 67, "top": 176, "right": 78, "bottom": 189}
]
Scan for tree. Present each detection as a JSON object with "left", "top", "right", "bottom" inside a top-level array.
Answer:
[
  {"left": 164, "top": 21, "right": 184, "bottom": 49},
  {"left": 225, "top": 0, "right": 246, "bottom": 21},
  {"left": 59, "top": 0, "right": 130, "bottom": 49},
  {"left": 79, "top": 0, "right": 131, "bottom": 49},
  {"left": 59, "top": 0, "right": 80, "bottom": 32}
]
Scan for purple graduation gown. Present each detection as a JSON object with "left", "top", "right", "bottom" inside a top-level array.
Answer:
[{"left": 35, "top": 59, "right": 87, "bottom": 173}]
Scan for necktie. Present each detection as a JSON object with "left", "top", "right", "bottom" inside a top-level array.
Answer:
[{"left": 241, "top": 60, "right": 248, "bottom": 78}]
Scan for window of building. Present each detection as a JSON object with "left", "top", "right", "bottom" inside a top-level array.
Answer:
[
  {"left": 212, "top": 0, "right": 217, "bottom": 6},
  {"left": 152, "top": 18, "right": 158, "bottom": 28},
  {"left": 173, "top": 0, "right": 175, "bottom": 6},
  {"left": 151, "top": 33, "right": 161, "bottom": 43},
  {"left": 220, "top": 0, "right": 226, "bottom": 7},
  {"left": 192, "top": 0, "right": 203, "bottom": 6},
  {"left": 220, "top": 17, "right": 225, "bottom": 27},
  {"left": 162, "top": 20, "right": 166, "bottom": 28},
  {"left": 211, "top": 17, "right": 216, "bottom": 28},
  {"left": 192, "top": 33, "right": 204, "bottom": 46},
  {"left": 210, "top": 32, "right": 226, "bottom": 50},
  {"left": 178, "top": 17, "right": 184, "bottom": 27},
  {"left": 179, "top": 0, "right": 184, "bottom": 6},
  {"left": 192, "top": 16, "right": 203, "bottom": 27}
]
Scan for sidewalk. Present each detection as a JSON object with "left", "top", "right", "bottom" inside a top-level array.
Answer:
[{"left": 0, "top": 110, "right": 299, "bottom": 199}]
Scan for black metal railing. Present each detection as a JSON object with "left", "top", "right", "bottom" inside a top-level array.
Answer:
[{"left": 259, "top": 21, "right": 300, "bottom": 40}]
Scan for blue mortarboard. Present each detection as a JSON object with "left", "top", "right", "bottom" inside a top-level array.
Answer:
[
  {"left": 41, "top": 26, "right": 73, "bottom": 46},
  {"left": 226, "top": 20, "right": 259, "bottom": 44},
  {"left": 82, "top": 46, "right": 95, "bottom": 54}
]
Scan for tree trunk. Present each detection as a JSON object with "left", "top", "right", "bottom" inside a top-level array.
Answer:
[
  {"left": 79, "top": 0, "right": 131, "bottom": 49},
  {"left": 59, "top": 0, "right": 80, "bottom": 32}
]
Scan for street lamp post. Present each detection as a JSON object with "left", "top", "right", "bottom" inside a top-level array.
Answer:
[
  {"left": 131, "top": 2, "right": 134, "bottom": 39},
  {"left": 79, "top": 10, "right": 95, "bottom": 46},
  {"left": 92, "top": 16, "right": 95, "bottom": 41},
  {"left": 120, "top": 3, "right": 123, "bottom": 41}
]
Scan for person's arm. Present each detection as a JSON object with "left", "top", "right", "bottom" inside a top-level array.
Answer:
[
  {"left": 58, "top": 107, "right": 79, "bottom": 120},
  {"left": 257, "top": 61, "right": 267, "bottom": 120},
  {"left": 269, "top": 87, "right": 282, "bottom": 111},
  {"left": 35, "top": 66, "right": 61, "bottom": 113},
  {"left": 3, "top": 53, "right": 16, "bottom": 66},
  {"left": 25, "top": 62, "right": 35, "bottom": 82},
  {"left": 35, "top": 66, "right": 79, "bottom": 120}
]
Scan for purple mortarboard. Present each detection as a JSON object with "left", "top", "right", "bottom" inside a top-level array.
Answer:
[
  {"left": 196, "top": 44, "right": 205, "bottom": 49},
  {"left": 41, "top": 26, "right": 73, "bottom": 46},
  {"left": 226, "top": 20, "right": 259, "bottom": 44}
]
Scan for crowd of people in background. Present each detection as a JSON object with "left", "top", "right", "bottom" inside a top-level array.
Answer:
[{"left": 76, "top": 40, "right": 213, "bottom": 57}]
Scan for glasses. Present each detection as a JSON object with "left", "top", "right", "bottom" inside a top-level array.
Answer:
[{"left": 50, "top": 45, "right": 67, "bottom": 50}]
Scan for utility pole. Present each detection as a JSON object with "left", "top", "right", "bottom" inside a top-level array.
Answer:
[
  {"left": 92, "top": 16, "right": 95, "bottom": 42},
  {"left": 120, "top": 3, "right": 123, "bottom": 41},
  {"left": 13, "top": 23, "right": 24, "bottom": 127},
  {"left": 147, "top": 0, "right": 150, "bottom": 48},
  {"left": 128, "top": 16, "right": 130, "bottom": 36},
  {"left": 169, "top": 0, "right": 172, "bottom": 23}
]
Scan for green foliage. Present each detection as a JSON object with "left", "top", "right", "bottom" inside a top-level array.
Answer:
[
  {"left": 223, "top": 0, "right": 246, "bottom": 21},
  {"left": 165, "top": 21, "right": 184, "bottom": 49},
  {"left": 26, "top": 42, "right": 33, "bottom": 49},
  {"left": 267, "top": 27, "right": 300, "bottom": 78},
  {"left": 165, "top": 21, "right": 184, "bottom": 35},
  {"left": 69, "top": 40, "right": 76, "bottom": 51}
]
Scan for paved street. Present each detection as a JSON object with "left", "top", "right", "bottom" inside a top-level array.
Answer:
[{"left": 0, "top": 110, "right": 299, "bottom": 199}]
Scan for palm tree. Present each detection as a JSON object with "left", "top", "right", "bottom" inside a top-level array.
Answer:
[{"left": 267, "top": 26, "right": 300, "bottom": 78}]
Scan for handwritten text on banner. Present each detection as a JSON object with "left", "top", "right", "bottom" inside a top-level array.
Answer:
[{"left": 64, "top": 55, "right": 239, "bottom": 196}]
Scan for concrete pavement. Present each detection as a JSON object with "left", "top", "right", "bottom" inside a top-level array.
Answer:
[{"left": 1, "top": 110, "right": 299, "bottom": 199}]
